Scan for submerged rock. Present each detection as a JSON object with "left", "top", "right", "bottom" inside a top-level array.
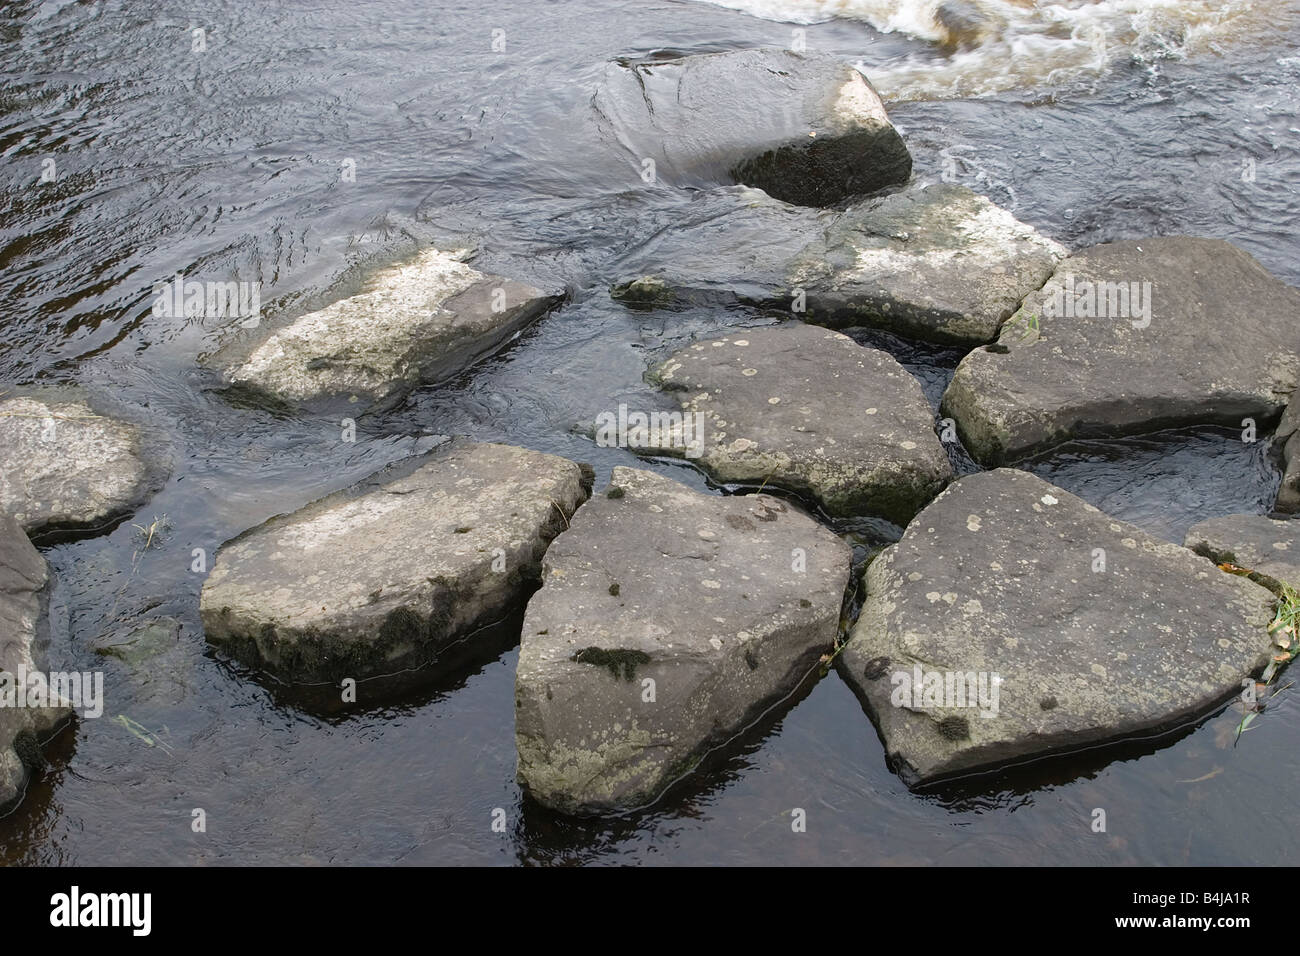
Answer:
[
  {"left": 839, "top": 469, "right": 1276, "bottom": 787},
  {"left": 942, "top": 237, "right": 1300, "bottom": 464},
  {"left": 594, "top": 48, "right": 911, "bottom": 206},
  {"left": 1185, "top": 514, "right": 1300, "bottom": 594},
  {"left": 515, "top": 466, "right": 850, "bottom": 814},
  {"left": 200, "top": 441, "right": 590, "bottom": 683},
  {"left": 611, "top": 182, "right": 1063, "bottom": 345},
  {"left": 0, "top": 395, "right": 161, "bottom": 536},
  {"left": 0, "top": 513, "right": 73, "bottom": 813},
  {"left": 93, "top": 617, "right": 191, "bottom": 706},
  {"left": 643, "top": 324, "right": 952, "bottom": 521},
  {"left": 222, "top": 247, "right": 560, "bottom": 413}
]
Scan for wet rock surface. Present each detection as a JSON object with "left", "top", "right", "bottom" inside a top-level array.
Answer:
[
  {"left": 222, "top": 247, "right": 560, "bottom": 414},
  {"left": 515, "top": 466, "right": 850, "bottom": 814},
  {"left": 593, "top": 48, "right": 911, "bottom": 206},
  {"left": 613, "top": 182, "right": 1064, "bottom": 345},
  {"left": 0, "top": 395, "right": 162, "bottom": 536},
  {"left": 200, "top": 440, "right": 590, "bottom": 683},
  {"left": 643, "top": 323, "right": 952, "bottom": 521},
  {"left": 839, "top": 468, "right": 1277, "bottom": 787},
  {"left": 0, "top": 512, "right": 73, "bottom": 813},
  {"left": 942, "top": 237, "right": 1300, "bottom": 464},
  {"left": 1185, "top": 514, "right": 1300, "bottom": 594}
]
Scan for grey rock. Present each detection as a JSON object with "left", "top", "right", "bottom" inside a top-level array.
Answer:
[
  {"left": 93, "top": 617, "right": 191, "bottom": 706},
  {"left": 942, "top": 237, "right": 1300, "bottom": 464},
  {"left": 593, "top": 48, "right": 911, "bottom": 207},
  {"left": 200, "top": 441, "right": 590, "bottom": 683},
  {"left": 790, "top": 182, "right": 1066, "bottom": 344},
  {"left": 643, "top": 324, "right": 952, "bottom": 521},
  {"left": 0, "top": 396, "right": 160, "bottom": 535},
  {"left": 515, "top": 466, "right": 850, "bottom": 814},
  {"left": 0, "top": 513, "right": 73, "bottom": 813},
  {"left": 223, "top": 247, "right": 560, "bottom": 413},
  {"left": 1274, "top": 399, "right": 1300, "bottom": 513},
  {"left": 1185, "top": 514, "right": 1300, "bottom": 594},
  {"left": 612, "top": 182, "right": 1064, "bottom": 345},
  {"left": 839, "top": 468, "right": 1276, "bottom": 787}
]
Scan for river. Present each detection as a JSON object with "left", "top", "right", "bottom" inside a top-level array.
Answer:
[{"left": 1, "top": 0, "right": 1299, "bottom": 864}]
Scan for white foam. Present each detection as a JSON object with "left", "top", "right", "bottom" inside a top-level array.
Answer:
[{"left": 691, "top": 0, "right": 1281, "bottom": 100}]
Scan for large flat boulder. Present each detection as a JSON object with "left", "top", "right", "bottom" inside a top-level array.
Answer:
[
  {"left": 1185, "top": 514, "right": 1300, "bottom": 594},
  {"left": 222, "top": 248, "right": 560, "bottom": 413},
  {"left": 0, "top": 513, "right": 73, "bottom": 813},
  {"left": 839, "top": 468, "right": 1277, "bottom": 787},
  {"left": 593, "top": 48, "right": 911, "bottom": 207},
  {"left": 515, "top": 466, "right": 851, "bottom": 814},
  {"left": 0, "top": 396, "right": 161, "bottom": 536},
  {"left": 942, "top": 237, "right": 1300, "bottom": 464},
  {"left": 200, "top": 441, "right": 590, "bottom": 683},
  {"left": 612, "top": 183, "right": 1064, "bottom": 346},
  {"left": 643, "top": 324, "right": 952, "bottom": 521}
]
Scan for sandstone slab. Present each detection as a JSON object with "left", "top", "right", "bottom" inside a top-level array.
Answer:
[
  {"left": 515, "top": 466, "right": 850, "bottom": 814},
  {"left": 942, "top": 237, "right": 1300, "bottom": 464},
  {"left": 644, "top": 324, "right": 952, "bottom": 521},
  {"left": 612, "top": 183, "right": 1064, "bottom": 346},
  {"left": 839, "top": 468, "right": 1277, "bottom": 787},
  {"left": 1185, "top": 514, "right": 1300, "bottom": 594},
  {"left": 200, "top": 441, "right": 590, "bottom": 683},
  {"left": 223, "top": 248, "right": 560, "bottom": 413},
  {"left": 0, "top": 396, "right": 160, "bottom": 536}
]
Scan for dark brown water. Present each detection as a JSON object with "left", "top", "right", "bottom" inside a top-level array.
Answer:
[{"left": 2, "top": 0, "right": 1299, "bottom": 865}]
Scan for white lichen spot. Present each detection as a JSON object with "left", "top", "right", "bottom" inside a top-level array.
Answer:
[{"left": 967, "top": 514, "right": 982, "bottom": 532}]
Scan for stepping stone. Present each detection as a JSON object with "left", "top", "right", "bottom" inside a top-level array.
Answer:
[
  {"left": 200, "top": 441, "right": 590, "bottom": 683},
  {"left": 643, "top": 324, "right": 952, "bottom": 522},
  {"left": 594, "top": 48, "right": 910, "bottom": 206},
  {"left": 222, "top": 247, "right": 559, "bottom": 413},
  {"left": 0, "top": 395, "right": 161, "bottom": 536},
  {"left": 515, "top": 466, "right": 851, "bottom": 814},
  {"left": 0, "top": 512, "right": 73, "bottom": 813},
  {"left": 942, "top": 237, "right": 1300, "bottom": 464},
  {"left": 839, "top": 468, "right": 1277, "bottom": 787},
  {"left": 1185, "top": 514, "right": 1300, "bottom": 594},
  {"left": 612, "top": 182, "right": 1064, "bottom": 346}
]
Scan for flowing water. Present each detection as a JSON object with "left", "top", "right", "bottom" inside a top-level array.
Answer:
[{"left": 1, "top": 0, "right": 1299, "bottom": 865}]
